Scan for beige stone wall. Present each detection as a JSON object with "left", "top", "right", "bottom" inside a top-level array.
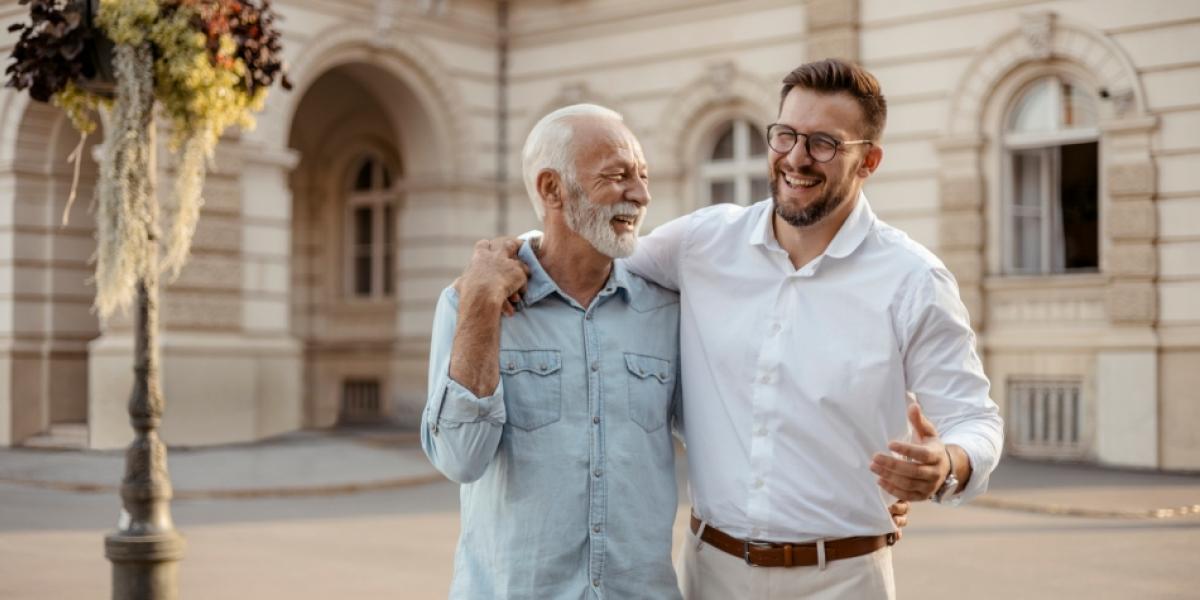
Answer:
[{"left": 0, "top": 0, "right": 1197, "bottom": 462}]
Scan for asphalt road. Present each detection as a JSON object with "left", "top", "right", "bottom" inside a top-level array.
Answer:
[{"left": 2, "top": 469, "right": 1198, "bottom": 599}]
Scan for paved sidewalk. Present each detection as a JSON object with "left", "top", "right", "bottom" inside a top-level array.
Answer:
[
  {"left": 1, "top": 428, "right": 1198, "bottom": 516},
  {"left": 0, "top": 428, "right": 443, "bottom": 499}
]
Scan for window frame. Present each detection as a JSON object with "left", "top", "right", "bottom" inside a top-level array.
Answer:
[
  {"left": 698, "top": 119, "right": 769, "bottom": 206},
  {"left": 342, "top": 153, "right": 399, "bottom": 300},
  {"left": 1000, "top": 75, "right": 1101, "bottom": 276}
]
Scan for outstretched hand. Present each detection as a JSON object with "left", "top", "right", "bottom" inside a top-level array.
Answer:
[{"left": 871, "top": 403, "right": 950, "bottom": 501}]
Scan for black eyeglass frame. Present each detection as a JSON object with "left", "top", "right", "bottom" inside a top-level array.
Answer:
[{"left": 765, "top": 124, "right": 873, "bottom": 163}]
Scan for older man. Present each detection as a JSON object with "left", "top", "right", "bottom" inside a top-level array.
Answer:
[
  {"left": 624, "top": 59, "right": 1004, "bottom": 598},
  {"left": 421, "top": 104, "right": 683, "bottom": 599}
]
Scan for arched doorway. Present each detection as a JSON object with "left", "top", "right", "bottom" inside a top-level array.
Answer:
[
  {"left": 288, "top": 63, "right": 429, "bottom": 428},
  {"left": 1, "top": 99, "right": 102, "bottom": 446}
]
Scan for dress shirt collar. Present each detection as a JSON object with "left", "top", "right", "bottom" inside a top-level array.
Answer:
[
  {"left": 518, "top": 238, "right": 632, "bottom": 307},
  {"left": 749, "top": 191, "right": 876, "bottom": 261}
]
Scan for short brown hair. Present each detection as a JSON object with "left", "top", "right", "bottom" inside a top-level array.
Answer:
[{"left": 780, "top": 59, "right": 887, "bottom": 141}]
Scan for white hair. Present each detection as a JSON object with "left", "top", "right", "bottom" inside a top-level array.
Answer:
[{"left": 521, "top": 103, "right": 624, "bottom": 222}]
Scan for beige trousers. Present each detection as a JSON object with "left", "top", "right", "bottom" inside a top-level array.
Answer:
[{"left": 677, "top": 526, "right": 896, "bottom": 599}]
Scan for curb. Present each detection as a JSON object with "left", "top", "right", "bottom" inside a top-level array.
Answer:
[
  {"left": 973, "top": 495, "right": 1200, "bottom": 520},
  {"left": 0, "top": 473, "right": 448, "bottom": 500}
]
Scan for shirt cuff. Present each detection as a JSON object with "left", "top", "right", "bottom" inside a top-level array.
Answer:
[
  {"left": 941, "top": 434, "right": 999, "bottom": 505},
  {"left": 433, "top": 378, "right": 506, "bottom": 426}
]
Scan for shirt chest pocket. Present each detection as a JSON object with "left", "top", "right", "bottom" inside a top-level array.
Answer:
[
  {"left": 625, "top": 353, "right": 672, "bottom": 432},
  {"left": 499, "top": 349, "right": 563, "bottom": 431}
]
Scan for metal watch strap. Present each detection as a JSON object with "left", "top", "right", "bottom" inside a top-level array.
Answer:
[{"left": 933, "top": 446, "right": 958, "bottom": 503}]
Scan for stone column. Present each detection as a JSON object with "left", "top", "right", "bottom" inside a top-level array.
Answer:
[
  {"left": 1095, "top": 115, "right": 1160, "bottom": 468},
  {"left": 934, "top": 134, "right": 989, "bottom": 330}
]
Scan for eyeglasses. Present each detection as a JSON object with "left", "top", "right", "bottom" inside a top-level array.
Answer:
[{"left": 765, "top": 124, "right": 872, "bottom": 163}]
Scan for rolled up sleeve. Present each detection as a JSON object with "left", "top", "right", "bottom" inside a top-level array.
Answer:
[{"left": 421, "top": 287, "right": 507, "bottom": 484}]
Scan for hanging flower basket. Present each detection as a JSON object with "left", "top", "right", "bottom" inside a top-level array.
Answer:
[{"left": 5, "top": 0, "right": 291, "bottom": 317}]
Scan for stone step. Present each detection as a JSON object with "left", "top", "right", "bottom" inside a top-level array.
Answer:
[{"left": 22, "top": 422, "right": 88, "bottom": 449}]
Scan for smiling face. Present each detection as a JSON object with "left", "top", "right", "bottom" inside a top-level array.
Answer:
[
  {"left": 562, "top": 117, "right": 650, "bottom": 258},
  {"left": 769, "top": 87, "right": 881, "bottom": 229}
]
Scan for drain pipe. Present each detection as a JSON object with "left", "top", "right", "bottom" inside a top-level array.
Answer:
[{"left": 495, "top": 0, "right": 510, "bottom": 235}]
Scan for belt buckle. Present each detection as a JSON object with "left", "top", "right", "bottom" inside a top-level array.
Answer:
[{"left": 743, "top": 539, "right": 774, "bottom": 566}]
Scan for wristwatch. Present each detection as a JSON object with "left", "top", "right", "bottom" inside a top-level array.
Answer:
[{"left": 932, "top": 447, "right": 958, "bottom": 504}]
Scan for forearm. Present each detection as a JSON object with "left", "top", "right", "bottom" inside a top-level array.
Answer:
[{"left": 449, "top": 292, "right": 505, "bottom": 397}]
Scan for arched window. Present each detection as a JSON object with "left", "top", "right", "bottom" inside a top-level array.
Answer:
[
  {"left": 345, "top": 154, "right": 397, "bottom": 298},
  {"left": 700, "top": 119, "right": 769, "bottom": 206},
  {"left": 1003, "top": 77, "right": 1100, "bottom": 275}
]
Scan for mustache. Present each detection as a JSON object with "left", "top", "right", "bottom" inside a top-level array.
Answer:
[{"left": 597, "top": 201, "right": 643, "bottom": 219}]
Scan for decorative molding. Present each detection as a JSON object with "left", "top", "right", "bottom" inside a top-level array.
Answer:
[
  {"left": 1019, "top": 11, "right": 1056, "bottom": 61},
  {"left": 945, "top": 15, "right": 1149, "bottom": 137},
  {"left": 655, "top": 63, "right": 776, "bottom": 174},
  {"left": 267, "top": 23, "right": 469, "bottom": 180}
]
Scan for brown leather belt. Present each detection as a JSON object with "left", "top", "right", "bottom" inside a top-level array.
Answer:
[{"left": 690, "top": 514, "right": 896, "bottom": 568}]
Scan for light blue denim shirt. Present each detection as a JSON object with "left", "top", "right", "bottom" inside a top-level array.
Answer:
[{"left": 422, "top": 240, "right": 683, "bottom": 600}]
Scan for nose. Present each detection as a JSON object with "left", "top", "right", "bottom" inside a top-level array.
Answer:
[
  {"left": 784, "top": 138, "right": 813, "bottom": 168},
  {"left": 626, "top": 176, "right": 650, "bottom": 207}
]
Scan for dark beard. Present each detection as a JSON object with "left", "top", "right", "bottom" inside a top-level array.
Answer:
[{"left": 771, "top": 178, "right": 846, "bottom": 228}]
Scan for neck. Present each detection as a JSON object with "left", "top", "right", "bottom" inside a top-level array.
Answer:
[
  {"left": 773, "top": 192, "right": 858, "bottom": 270},
  {"left": 535, "top": 228, "right": 613, "bottom": 307}
]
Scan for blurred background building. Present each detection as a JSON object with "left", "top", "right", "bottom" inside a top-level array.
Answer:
[{"left": 0, "top": 0, "right": 1196, "bottom": 471}]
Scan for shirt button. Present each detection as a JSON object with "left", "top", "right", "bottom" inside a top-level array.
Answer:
[
  {"left": 760, "top": 374, "right": 771, "bottom": 384},
  {"left": 586, "top": 313, "right": 594, "bottom": 320},
  {"left": 592, "top": 579, "right": 600, "bottom": 587},
  {"left": 538, "top": 363, "right": 547, "bottom": 371},
  {"left": 591, "top": 362, "right": 599, "bottom": 372},
  {"left": 755, "top": 426, "right": 767, "bottom": 437},
  {"left": 594, "top": 468, "right": 603, "bottom": 478},
  {"left": 592, "top": 416, "right": 600, "bottom": 425},
  {"left": 771, "top": 323, "right": 782, "bottom": 335},
  {"left": 506, "top": 361, "right": 515, "bottom": 370},
  {"left": 754, "top": 478, "right": 764, "bottom": 489},
  {"left": 593, "top": 525, "right": 601, "bottom": 533}
]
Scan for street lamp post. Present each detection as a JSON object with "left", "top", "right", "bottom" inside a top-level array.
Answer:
[{"left": 102, "top": 43, "right": 184, "bottom": 598}]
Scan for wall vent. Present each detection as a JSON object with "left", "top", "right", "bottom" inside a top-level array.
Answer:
[
  {"left": 1007, "top": 378, "right": 1086, "bottom": 457},
  {"left": 340, "top": 379, "right": 383, "bottom": 424}
]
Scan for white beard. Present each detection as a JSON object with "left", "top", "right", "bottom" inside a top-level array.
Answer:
[{"left": 563, "top": 182, "right": 643, "bottom": 258}]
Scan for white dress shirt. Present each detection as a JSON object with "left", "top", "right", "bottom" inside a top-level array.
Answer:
[{"left": 623, "top": 193, "right": 1004, "bottom": 542}]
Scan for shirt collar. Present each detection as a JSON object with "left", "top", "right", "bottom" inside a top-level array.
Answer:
[
  {"left": 518, "top": 237, "right": 633, "bottom": 307},
  {"left": 749, "top": 191, "right": 876, "bottom": 260}
]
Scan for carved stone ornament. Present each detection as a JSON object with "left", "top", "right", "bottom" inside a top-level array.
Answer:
[
  {"left": 1020, "top": 11, "right": 1057, "bottom": 60},
  {"left": 704, "top": 61, "right": 737, "bottom": 103}
]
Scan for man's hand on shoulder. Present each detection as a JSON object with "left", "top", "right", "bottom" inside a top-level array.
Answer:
[{"left": 457, "top": 237, "right": 529, "bottom": 317}]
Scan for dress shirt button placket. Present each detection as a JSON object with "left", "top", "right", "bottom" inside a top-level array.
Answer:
[
  {"left": 582, "top": 309, "right": 607, "bottom": 590},
  {"left": 747, "top": 318, "right": 779, "bottom": 533}
]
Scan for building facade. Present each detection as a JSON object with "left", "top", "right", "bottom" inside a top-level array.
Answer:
[{"left": 0, "top": 0, "right": 1197, "bottom": 470}]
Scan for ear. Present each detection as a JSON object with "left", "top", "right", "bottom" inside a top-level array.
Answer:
[
  {"left": 536, "top": 169, "right": 564, "bottom": 212},
  {"left": 857, "top": 144, "right": 883, "bottom": 178}
]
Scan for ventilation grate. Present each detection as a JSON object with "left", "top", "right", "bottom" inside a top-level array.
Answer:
[
  {"left": 340, "top": 379, "right": 383, "bottom": 424},
  {"left": 1008, "top": 378, "right": 1085, "bottom": 457}
]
